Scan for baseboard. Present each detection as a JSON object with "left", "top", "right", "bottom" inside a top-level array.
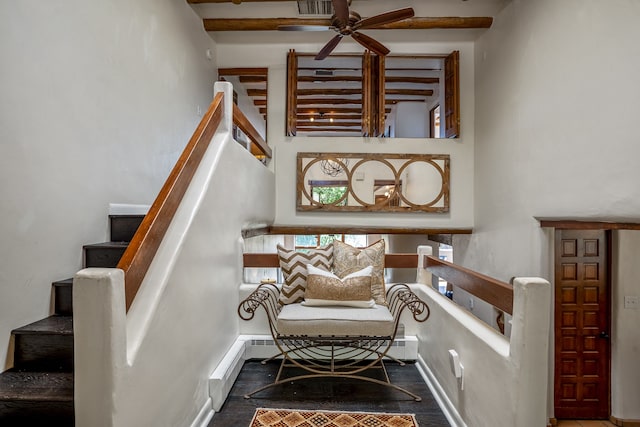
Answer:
[
  {"left": 190, "top": 397, "right": 215, "bottom": 427},
  {"left": 416, "top": 354, "right": 467, "bottom": 427},
  {"left": 610, "top": 416, "right": 640, "bottom": 427},
  {"left": 209, "top": 338, "right": 248, "bottom": 411},
  {"left": 243, "top": 334, "right": 419, "bottom": 361}
]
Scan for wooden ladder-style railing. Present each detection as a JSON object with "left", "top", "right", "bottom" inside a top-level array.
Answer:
[
  {"left": 117, "top": 92, "right": 271, "bottom": 311},
  {"left": 425, "top": 255, "right": 513, "bottom": 314},
  {"left": 233, "top": 104, "right": 271, "bottom": 158}
]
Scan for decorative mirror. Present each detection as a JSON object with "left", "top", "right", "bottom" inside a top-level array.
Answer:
[{"left": 297, "top": 153, "right": 450, "bottom": 213}]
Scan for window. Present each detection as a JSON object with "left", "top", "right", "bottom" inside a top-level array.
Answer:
[
  {"left": 294, "top": 234, "right": 367, "bottom": 251},
  {"left": 430, "top": 105, "right": 441, "bottom": 138}
]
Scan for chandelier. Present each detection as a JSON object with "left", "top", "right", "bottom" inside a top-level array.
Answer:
[{"left": 320, "top": 157, "right": 349, "bottom": 177}]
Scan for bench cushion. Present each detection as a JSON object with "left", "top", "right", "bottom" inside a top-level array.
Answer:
[{"left": 276, "top": 303, "right": 395, "bottom": 337}]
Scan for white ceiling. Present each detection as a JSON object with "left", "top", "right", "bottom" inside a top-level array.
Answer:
[{"left": 192, "top": 0, "right": 510, "bottom": 20}]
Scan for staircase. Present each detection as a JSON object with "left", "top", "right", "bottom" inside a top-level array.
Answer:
[{"left": 0, "top": 214, "right": 144, "bottom": 426}]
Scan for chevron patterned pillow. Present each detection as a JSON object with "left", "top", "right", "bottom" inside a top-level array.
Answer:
[{"left": 277, "top": 244, "right": 333, "bottom": 305}]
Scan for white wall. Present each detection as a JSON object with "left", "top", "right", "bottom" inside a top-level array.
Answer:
[
  {"left": 462, "top": 0, "right": 640, "bottom": 421},
  {"left": 214, "top": 41, "right": 475, "bottom": 230},
  {"left": 0, "top": 0, "right": 217, "bottom": 370},
  {"left": 395, "top": 102, "right": 429, "bottom": 138},
  {"left": 611, "top": 231, "right": 640, "bottom": 420}
]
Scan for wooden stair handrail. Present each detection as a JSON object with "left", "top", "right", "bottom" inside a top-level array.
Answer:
[
  {"left": 243, "top": 253, "right": 418, "bottom": 269},
  {"left": 232, "top": 103, "right": 271, "bottom": 158},
  {"left": 425, "top": 255, "right": 514, "bottom": 314},
  {"left": 117, "top": 93, "right": 225, "bottom": 312}
]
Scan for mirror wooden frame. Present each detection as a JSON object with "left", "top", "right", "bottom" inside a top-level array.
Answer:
[{"left": 296, "top": 152, "right": 450, "bottom": 213}]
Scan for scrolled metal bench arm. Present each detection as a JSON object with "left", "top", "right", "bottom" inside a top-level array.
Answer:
[
  {"left": 237, "top": 283, "right": 281, "bottom": 322},
  {"left": 387, "top": 283, "right": 430, "bottom": 323}
]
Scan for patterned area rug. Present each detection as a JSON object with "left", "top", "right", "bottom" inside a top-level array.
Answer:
[{"left": 250, "top": 408, "right": 419, "bottom": 427}]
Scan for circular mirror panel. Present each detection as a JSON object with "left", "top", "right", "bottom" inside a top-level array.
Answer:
[{"left": 401, "top": 160, "right": 446, "bottom": 206}]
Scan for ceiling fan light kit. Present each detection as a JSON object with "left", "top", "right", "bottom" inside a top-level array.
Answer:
[{"left": 278, "top": 0, "right": 415, "bottom": 60}]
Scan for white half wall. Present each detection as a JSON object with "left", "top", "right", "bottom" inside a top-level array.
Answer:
[
  {"left": 74, "top": 83, "right": 277, "bottom": 426},
  {"left": 0, "top": 0, "right": 217, "bottom": 370},
  {"left": 414, "top": 276, "right": 551, "bottom": 427}
]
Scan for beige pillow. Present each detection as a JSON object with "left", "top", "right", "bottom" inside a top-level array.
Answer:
[
  {"left": 333, "top": 239, "right": 386, "bottom": 306},
  {"left": 277, "top": 244, "right": 333, "bottom": 305},
  {"left": 304, "top": 264, "right": 374, "bottom": 308}
]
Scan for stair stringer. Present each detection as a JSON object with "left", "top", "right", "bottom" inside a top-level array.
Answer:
[{"left": 73, "top": 81, "right": 276, "bottom": 427}]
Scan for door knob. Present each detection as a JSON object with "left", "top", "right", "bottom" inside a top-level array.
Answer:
[{"left": 599, "top": 331, "right": 610, "bottom": 339}]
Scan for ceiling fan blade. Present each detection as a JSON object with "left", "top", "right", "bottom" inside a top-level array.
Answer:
[
  {"left": 315, "top": 34, "right": 343, "bottom": 60},
  {"left": 332, "top": 0, "right": 350, "bottom": 27},
  {"left": 350, "top": 31, "right": 390, "bottom": 56},
  {"left": 278, "top": 25, "right": 332, "bottom": 31},
  {"left": 354, "top": 8, "right": 415, "bottom": 30}
]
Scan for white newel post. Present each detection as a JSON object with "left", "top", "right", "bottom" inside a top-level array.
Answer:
[
  {"left": 214, "top": 81, "right": 233, "bottom": 134},
  {"left": 509, "top": 277, "right": 552, "bottom": 427},
  {"left": 73, "top": 268, "right": 127, "bottom": 427}
]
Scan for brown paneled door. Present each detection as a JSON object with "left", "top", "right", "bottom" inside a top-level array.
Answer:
[{"left": 554, "top": 229, "right": 611, "bottom": 419}]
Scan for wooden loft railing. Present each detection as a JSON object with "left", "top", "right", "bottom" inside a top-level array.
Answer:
[
  {"left": 232, "top": 104, "right": 271, "bottom": 159},
  {"left": 244, "top": 253, "right": 418, "bottom": 270},
  {"left": 117, "top": 93, "right": 225, "bottom": 311},
  {"left": 243, "top": 253, "right": 418, "bottom": 269},
  {"left": 425, "top": 255, "right": 514, "bottom": 315}
]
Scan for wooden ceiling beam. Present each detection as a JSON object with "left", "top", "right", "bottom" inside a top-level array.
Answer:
[
  {"left": 298, "top": 88, "right": 362, "bottom": 96},
  {"left": 297, "top": 121, "right": 362, "bottom": 127},
  {"left": 190, "top": 0, "right": 291, "bottom": 3},
  {"left": 297, "top": 107, "right": 391, "bottom": 114},
  {"left": 297, "top": 98, "right": 362, "bottom": 105},
  {"left": 239, "top": 75, "right": 267, "bottom": 83},
  {"left": 247, "top": 88, "right": 267, "bottom": 97},
  {"left": 386, "top": 88, "right": 433, "bottom": 96},
  {"left": 385, "top": 76, "right": 439, "bottom": 84},
  {"left": 217, "top": 67, "right": 268, "bottom": 76},
  {"left": 203, "top": 17, "right": 493, "bottom": 31},
  {"left": 298, "top": 76, "right": 363, "bottom": 82},
  {"left": 297, "top": 127, "right": 362, "bottom": 133},
  {"left": 297, "top": 114, "right": 363, "bottom": 120},
  {"left": 386, "top": 98, "right": 425, "bottom": 104}
]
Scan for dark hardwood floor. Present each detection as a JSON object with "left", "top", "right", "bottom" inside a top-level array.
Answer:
[{"left": 208, "top": 359, "right": 450, "bottom": 426}]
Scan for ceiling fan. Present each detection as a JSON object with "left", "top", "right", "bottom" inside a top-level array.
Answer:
[{"left": 278, "top": 0, "right": 415, "bottom": 60}]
